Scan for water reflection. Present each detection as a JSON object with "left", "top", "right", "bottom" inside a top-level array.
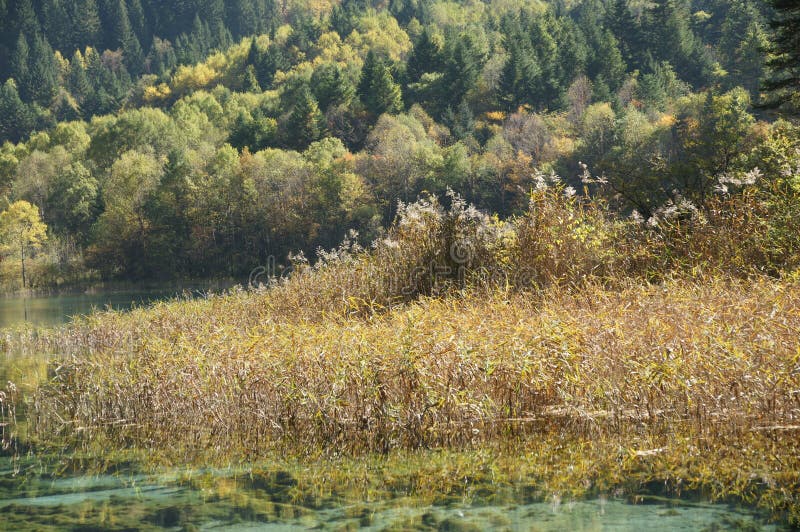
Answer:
[
  {"left": 0, "top": 286, "right": 219, "bottom": 328},
  {"left": 0, "top": 459, "right": 779, "bottom": 531}
]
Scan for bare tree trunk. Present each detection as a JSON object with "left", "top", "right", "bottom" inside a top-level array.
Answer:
[{"left": 20, "top": 241, "right": 26, "bottom": 289}]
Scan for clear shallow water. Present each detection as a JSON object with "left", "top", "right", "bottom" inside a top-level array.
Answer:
[
  {"left": 0, "top": 285, "right": 220, "bottom": 328},
  {"left": 0, "top": 460, "right": 781, "bottom": 531}
]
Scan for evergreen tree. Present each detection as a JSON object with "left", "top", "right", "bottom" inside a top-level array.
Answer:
[
  {"left": 202, "top": 0, "right": 226, "bottom": 29},
  {"left": 285, "top": 88, "right": 325, "bottom": 150},
  {"left": 358, "top": 51, "right": 403, "bottom": 117},
  {"left": 127, "top": 0, "right": 148, "bottom": 41},
  {"left": 66, "top": 0, "right": 102, "bottom": 51},
  {"left": 732, "top": 22, "right": 768, "bottom": 99},
  {"left": 553, "top": 18, "right": 589, "bottom": 91},
  {"left": 26, "top": 34, "right": 59, "bottom": 107},
  {"left": 406, "top": 27, "right": 444, "bottom": 83},
  {"left": 83, "top": 47, "right": 124, "bottom": 116},
  {"left": 0, "top": 0, "right": 10, "bottom": 83},
  {"left": 40, "top": 0, "right": 70, "bottom": 51},
  {"left": 146, "top": 37, "right": 177, "bottom": 76},
  {"left": 311, "top": 63, "right": 355, "bottom": 111},
  {"left": 330, "top": 0, "right": 366, "bottom": 38},
  {"left": 53, "top": 89, "right": 82, "bottom": 122},
  {"left": 441, "top": 36, "right": 481, "bottom": 109},
  {"left": 249, "top": 41, "right": 290, "bottom": 88},
  {"left": 497, "top": 40, "right": 542, "bottom": 111},
  {"left": 588, "top": 30, "right": 627, "bottom": 94},
  {"left": 242, "top": 65, "right": 261, "bottom": 92},
  {"left": 288, "top": 13, "right": 322, "bottom": 52},
  {"left": 444, "top": 100, "right": 475, "bottom": 140},
  {"left": 0, "top": 79, "right": 34, "bottom": 143},
  {"left": 606, "top": 0, "right": 646, "bottom": 69},
  {"left": 763, "top": 0, "right": 800, "bottom": 108},
  {"left": 10, "top": 34, "right": 30, "bottom": 99},
  {"left": 68, "top": 51, "right": 93, "bottom": 107},
  {"left": 645, "top": 0, "right": 710, "bottom": 86},
  {"left": 497, "top": 42, "right": 523, "bottom": 110},
  {"left": 12, "top": 0, "right": 40, "bottom": 38},
  {"left": 105, "top": 0, "right": 145, "bottom": 75},
  {"left": 226, "top": 0, "right": 258, "bottom": 39}
]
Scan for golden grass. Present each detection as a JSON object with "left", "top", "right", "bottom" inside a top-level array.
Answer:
[{"left": 25, "top": 277, "right": 800, "bottom": 457}]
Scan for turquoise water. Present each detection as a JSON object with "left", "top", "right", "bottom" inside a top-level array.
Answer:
[{"left": 0, "top": 459, "right": 781, "bottom": 531}]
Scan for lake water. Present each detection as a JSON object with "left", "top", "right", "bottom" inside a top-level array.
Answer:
[
  {"left": 0, "top": 289, "right": 787, "bottom": 530},
  {"left": 0, "top": 285, "right": 219, "bottom": 328},
  {"left": 0, "top": 455, "right": 781, "bottom": 531}
]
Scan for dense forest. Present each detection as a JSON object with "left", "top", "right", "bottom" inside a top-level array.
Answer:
[{"left": 0, "top": 0, "right": 796, "bottom": 288}]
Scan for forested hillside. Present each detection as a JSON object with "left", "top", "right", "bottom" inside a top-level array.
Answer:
[{"left": 0, "top": 0, "right": 795, "bottom": 288}]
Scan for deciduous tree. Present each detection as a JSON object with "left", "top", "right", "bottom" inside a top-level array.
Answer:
[{"left": 0, "top": 200, "right": 48, "bottom": 288}]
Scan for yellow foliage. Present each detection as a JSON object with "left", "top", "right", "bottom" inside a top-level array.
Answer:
[
  {"left": 656, "top": 113, "right": 677, "bottom": 128},
  {"left": 143, "top": 83, "right": 172, "bottom": 103},
  {"left": 293, "top": 0, "right": 338, "bottom": 18},
  {"left": 347, "top": 13, "right": 412, "bottom": 62},
  {"left": 548, "top": 136, "right": 575, "bottom": 158},
  {"left": 273, "top": 24, "right": 293, "bottom": 44},
  {"left": 484, "top": 111, "right": 506, "bottom": 123},
  {"left": 172, "top": 63, "right": 221, "bottom": 97}
]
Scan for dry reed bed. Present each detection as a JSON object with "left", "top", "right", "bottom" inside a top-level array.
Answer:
[{"left": 26, "top": 276, "right": 800, "bottom": 460}]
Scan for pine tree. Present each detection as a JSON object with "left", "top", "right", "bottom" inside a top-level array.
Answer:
[
  {"left": 733, "top": 22, "right": 768, "bottom": 100},
  {"left": 226, "top": 0, "right": 258, "bottom": 39},
  {"left": 13, "top": 0, "right": 40, "bottom": 38},
  {"left": 285, "top": 88, "right": 325, "bottom": 150},
  {"left": 212, "top": 22, "right": 233, "bottom": 51},
  {"left": 406, "top": 27, "right": 444, "bottom": 83},
  {"left": 589, "top": 30, "right": 627, "bottom": 94},
  {"left": 83, "top": 47, "right": 117, "bottom": 115},
  {"left": 252, "top": 42, "right": 290, "bottom": 88},
  {"left": 606, "top": 0, "right": 645, "bottom": 69},
  {"left": 330, "top": 1, "right": 360, "bottom": 38},
  {"left": 0, "top": 79, "right": 34, "bottom": 143},
  {"left": 66, "top": 0, "right": 102, "bottom": 51},
  {"left": 68, "top": 51, "right": 93, "bottom": 108},
  {"left": 645, "top": 0, "right": 708, "bottom": 85},
  {"left": 121, "top": 6, "right": 145, "bottom": 75},
  {"left": 188, "top": 15, "right": 212, "bottom": 58},
  {"left": 497, "top": 40, "right": 542, "bottom": 111},
  {"left": 246, "top": 37, "right": 260, "bottom": 67},
  {"left": 145, "top": 37, "right": 176, "bottom": 75},
  {"left": 762, "top": 0, "right": 800, "bottom": 109},
  {"left": 26, "top": 34, "right": 60, "bottom": 107},
  {"left": 255, "top": 0, "right": 279, "bottom": 36},
  {"left": 53, "top": 89, "right": 82, "bottom": 121},
  {"left": 446, "top": 99, "right": 475, "bottom": 140},
  {"left": 106, "top": 0, "right": 145, "bottom": 75},
  {"left": 358, "top": 51, "right": 403, "bottom": 117},
  {"left": 40, "top": 0, "right": 70, "bottom": 51},
  {"left": 497, "top": 42, "right": 522, "bottom": 110},
  {"left": 440, "top": 35, "right": 483, "bottom": 111},
  {"left": 202, "top": 0, "right": 226, "bottom": 29},
  {"left": 0, "top": 0, "right": 9, "bottom": 81},
  {"left": 10, "top": 34, "right": 30, "bottom": 100},
  {"left": 311, "top": 63, "right": 355, "bottom": 111},
  {"left": 242, "top": 65, "right": 261, "bottom": 92},
  {"left": 126, "top": 0, "right": 147, "bottom": 41}
]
